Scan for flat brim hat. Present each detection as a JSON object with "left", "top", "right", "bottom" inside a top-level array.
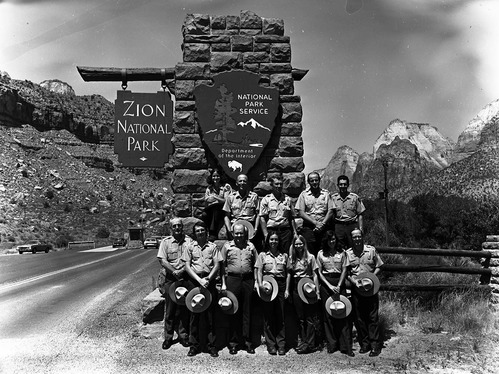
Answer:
[
  {"left": 185, "top": 286, "right": 212, "bottom": 313},
  {"left": 325, "top": 295, "right": 352, "bottom": 319},
  {"left": 231, "top": 219, "right": 255, "bottom": 239},
  {"left": 257, "top": 275, "right": 279, "bottom": 302},
  {"left": 168, "top": 280, "right": 190, "bottom": 305},
  {"left": 355, "top": 272, "right": 380, "bottom": 297},
  {"left": 297, "top": 277, "right": 319, "bottom": 304},
  {"left": 217, "top": 290, "right": 239, "bottom": 314}
]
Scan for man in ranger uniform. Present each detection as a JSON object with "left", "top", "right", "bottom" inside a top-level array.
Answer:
[
  {"left": 331, "top": 175, "right": 365, "bottom": 249},
  {"left": 157, "top": 217, "right": 194, "bottom": 350},
  {"left": 259, "top": 176, "right": 298, "bottom": 255},
  {"left": 295, "top": 172, "right": 334, "bottom": 255},
  {"left": 182, "top": 222, "right": 222, "bottom": 357},
  {"left": 346, "top": 229, "right": 384, "bottom": 357},
  {"left": 223, "top": 174, "right": 260, "bottom": 241}
]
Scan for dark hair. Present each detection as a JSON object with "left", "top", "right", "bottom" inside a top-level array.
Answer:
[
  {"left": 337, "top": 175, "right": 349, "bottom": 185},
  {"left": 192, "top": 221, "right": 208, "bottom": 236},
  {"left": 321, "top": 230, "right": 339, "bottom": 253},
  {"left": 206, "top": 169, "right": 225, "bottom": 185},
  {"left": 264, "top": 232, "right": 281, "bottom": 253},
  {"left": 307, "top": 172, "right": 321, "bottom": 183}
]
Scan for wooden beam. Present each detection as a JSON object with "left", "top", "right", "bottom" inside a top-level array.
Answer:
[
  {"left": 380, "top": 284, "right": 491, "bottom": 292},
  {"left": 77, "top": 65, "right": 309, "bottom": 83},
  {"left": 77, "top": 66, "right": 175, "bottom": 82},
  {"left": 381, "top": 264, "right": 491, "bottom": 275},
  {"left": 377, "top": 246, "right": 492, "bottom": 259}
]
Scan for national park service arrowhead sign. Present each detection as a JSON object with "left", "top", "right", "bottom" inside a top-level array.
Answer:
[
  {"left": 114, "top": 90, "right": 173, "bottom": 168},
  {"left": 194, "top": 70, "right": 279, "bottom": 180}
]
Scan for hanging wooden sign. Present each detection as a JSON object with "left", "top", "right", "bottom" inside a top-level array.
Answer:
[
  {"left": 114, "top": 90, "right": 173, "bottom": 167},
  {"left": 194, "top": 70, "right": 280, "bottom": 180}
]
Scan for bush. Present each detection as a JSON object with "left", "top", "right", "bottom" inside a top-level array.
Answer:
[
  {"left": 95, "top": 226, "right": 110, "bottom": 238},
  {"left": 55, "top": 233, "right": 74, "bottom": 248}
]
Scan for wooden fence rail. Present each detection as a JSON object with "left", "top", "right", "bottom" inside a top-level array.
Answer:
[{"left": 374, "top": 246, "right": 493, "bottom": 290}]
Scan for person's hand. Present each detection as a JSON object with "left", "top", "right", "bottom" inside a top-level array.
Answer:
[
  {"left": 316, "top": 292, "right": 321, "bottom": 300},
  {"left": 331, "top": 285, "right": 340, "bottom": 294},
  {"left": 200, "top": 278, "right": 209, "bottom": 288},
  {"left": 221, "top": 283, "right": 227, "bottom": 292},
  {"left": 284, "top": 290, "right": 290, "bottom": 299}
]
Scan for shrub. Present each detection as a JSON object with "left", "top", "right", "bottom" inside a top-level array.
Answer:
[
  {"left": 45, "top": 189, "right": 54, "bottom": 199},
  {"left": 95, "top": 226, "right": 110, "bottom": 238}
]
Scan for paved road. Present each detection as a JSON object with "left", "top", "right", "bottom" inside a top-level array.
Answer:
[{"left": 0, "top": 247, "right": 159, "bottom": 373}]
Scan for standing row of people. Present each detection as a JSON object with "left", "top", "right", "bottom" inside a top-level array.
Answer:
[{"left": 157, "top": 212, "right": 383, "bottom": 357}]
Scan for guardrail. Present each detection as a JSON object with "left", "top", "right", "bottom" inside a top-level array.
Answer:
[{"left": 67, "top": 241, "right": 95, "bottom": 250}]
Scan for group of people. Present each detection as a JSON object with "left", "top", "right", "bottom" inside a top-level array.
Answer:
[{"left": 157, "top": 171, "right": 384, "bottom": 358}]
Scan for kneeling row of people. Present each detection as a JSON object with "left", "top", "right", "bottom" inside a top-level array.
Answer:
[{"left": 157, "top": 218, "right": 383, "bottom": 358}]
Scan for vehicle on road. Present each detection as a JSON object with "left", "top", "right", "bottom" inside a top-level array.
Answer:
[
  {"left": 17, "top": 240, "right": 53, "bottom": 254},
  {"left": 143, "top": 238, "right": 159, "bottom": 249},
  {"left": 112, "top": 238, "right": 127, "bottom": 248}
]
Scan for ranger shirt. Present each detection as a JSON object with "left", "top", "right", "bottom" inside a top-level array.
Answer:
[
  {"left": 157, "top": 235, "right": 195, "bottom": 271},
  {"left": 220, "top": 240, "right": 258, "bottom": 275},
  {"left": 317, "top": 250, "right": 350, "bottom": 275},
  {"left": 345, "top": 245, "right": 384, "bottom": 278},
  {"left": 223, "top": 190, "right": 260, "bottom": 223},
  {"left": 259, "top": 193, "right": 293, "bottom": 228},
  {"left": 181, "top": 240, "right": 221, "bottom": 275},
  {"left": 287, "top": 253, "right": 318, "bottom": 279},
  {"left": 295, "top": 187, "right": 332, "bottom": 223},
  {"left": 255, "top": 251, "right": 288, "bottom": 279},
  {"left": 330, "top": 192, "right": 366, "bottom": 223}
]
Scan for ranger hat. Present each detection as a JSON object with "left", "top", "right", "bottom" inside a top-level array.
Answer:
[
  {"left": 297, "top": 277, "right": 319, "bottom": 304},
  {"left": 325, "top": 294, "right": 352, "bottom": 319},
  {"left": 185, "top": 286, "right": 212, "bottom": 313},
  {"left": 355, "top": 272, "right": 380, "bottom": 297},
  {"left": 168, "top": 280, "right": 190, "bottom": 305},
  {"left": 217, "top": 290, "right": 239, "bottom": 314},
  {"left": 257, "top": 275, "right": 278, "bottom": 302}
]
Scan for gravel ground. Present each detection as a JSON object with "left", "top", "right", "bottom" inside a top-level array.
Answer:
[{"left": 2, "top": 263, "right": 498, "bottom": 374}]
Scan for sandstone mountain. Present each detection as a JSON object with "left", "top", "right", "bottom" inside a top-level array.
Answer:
[
  {"left": 319, "top": 101, "right": 499, "bottom": 203},
  {"left": 0, "top": 74, "right": 114, "bottom": 143}
]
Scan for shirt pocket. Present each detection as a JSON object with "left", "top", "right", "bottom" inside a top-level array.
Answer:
[{"left": 167, "top": 250, "right": 179, "bottom": 261}]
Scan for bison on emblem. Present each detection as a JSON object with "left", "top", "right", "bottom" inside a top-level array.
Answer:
[{"left": 228, "top": 160, "right": 243, "bottom": 172}]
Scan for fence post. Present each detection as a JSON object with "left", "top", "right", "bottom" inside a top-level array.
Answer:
[{"left": 482, "top": 235, "right": 499, "bottom": 306}]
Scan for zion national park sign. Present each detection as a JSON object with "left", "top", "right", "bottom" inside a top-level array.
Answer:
[{"left": 194, "top": 70, "right": 279, "bottom": 180}]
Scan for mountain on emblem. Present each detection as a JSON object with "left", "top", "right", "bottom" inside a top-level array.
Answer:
[{"left": 194, "top": 70, "right": 280, "bottom": 181}]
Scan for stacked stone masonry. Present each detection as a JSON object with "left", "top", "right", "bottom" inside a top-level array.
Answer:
[
  {"left": 171, "top": 10, "right": 306, "bottom": 217},
  {"left": 482, "top": 235, "right": 499, "bottom": 305}
]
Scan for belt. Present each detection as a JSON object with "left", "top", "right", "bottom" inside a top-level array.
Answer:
[
  {"left": 334, "top": 221, "right": 356, "bottom": 225},
  {"left": 227, "top": 272, "right": 253, "bottom": 280}
]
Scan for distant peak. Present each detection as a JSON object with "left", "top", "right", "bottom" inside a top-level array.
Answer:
[{"left": 236, "top": 118, "right": 271, "bottom": 131}]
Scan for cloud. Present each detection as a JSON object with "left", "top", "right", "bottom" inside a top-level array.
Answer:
[{"left": 1, "top": 0, "right": 154, "bottom": 61}]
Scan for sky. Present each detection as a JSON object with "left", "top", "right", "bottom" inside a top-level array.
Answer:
[{"left": 1, "top": 0, "right": 499, "bottom": 174}]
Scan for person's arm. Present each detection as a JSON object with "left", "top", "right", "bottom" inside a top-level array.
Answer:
[
  {"left": 285, "top": 272, "right": 291, "bottom": 299},
  {"left": 185, "top": 261, "right": 206, "bottom": 287},
  {"left": 358, "top": 214, "right": 364, "bottom": 233},
  {"left": 224, "top": 212, "right": 233, "bottom": 240},
  {"left": 313, "top": 270, "right": 321, "bottom": 300},
  {"left": 260, "top": 215, "right": 268, "bottom": 239},
  {"left": 220, "top": 246, "right": 227, "bottom": 291},
  {"left": 157, "top": 257, "right": 176, "bottom": 275}
]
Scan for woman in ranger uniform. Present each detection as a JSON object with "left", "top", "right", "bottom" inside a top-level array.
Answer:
[
  {"left": 317, "top": 230, "right": 354, "bottom": 356},
  {"left": 255, "top": 233, "right": 289, "bottom": 355},
  {"left": 286, "top": 235, "right": 321, "bottom": 354}
]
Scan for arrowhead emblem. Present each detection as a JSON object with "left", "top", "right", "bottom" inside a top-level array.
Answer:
[{"left": 194, "top": 71, "right": 279, "bottom": 181}]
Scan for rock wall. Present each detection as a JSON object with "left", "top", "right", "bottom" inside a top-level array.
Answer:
[{"left": 170, "top": 10, "right": 306, "bottom": 218}]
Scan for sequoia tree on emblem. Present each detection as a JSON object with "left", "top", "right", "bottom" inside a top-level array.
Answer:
[{"left": 194, "top": 70, "right": 280, "bottom": 180}]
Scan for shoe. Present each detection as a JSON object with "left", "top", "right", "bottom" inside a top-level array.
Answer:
[
  {"left": 179, "top": 339, "right": 190, "bottom": 348},
  {"left": 209, "top": 348, "right": 219, "bottom": 357},
  {"left": 229, "top": 347, "right": 237, "bottom": 355},
  {"left": 187, "top": 347, "right": 199, "bottom": 357},
  {"left": 359, "top": 346, "right": 371, "bottom": 354},
  {"left": 162, "top": 339, "right": 172, "bottom": 350},
  {"left": 369, "top": 349, "right": 381, "bottom": 357},
  {"left": 246, "top": 347, "right": 255, "bottom": 354},
  {"left": 268, "top": 347, "right": 277, "bottom": 355},
  {"left": 278, "top": 348, "right": 286, "bottom": 356},
  {"left": 296, "top": 347, "right": 311, "bottom": 354},
  {"left": 327, "top": 346, "right": 338, "bottom": 354},
  {"left": 342, "top": 350, "right": 355, "bottom": 357}
]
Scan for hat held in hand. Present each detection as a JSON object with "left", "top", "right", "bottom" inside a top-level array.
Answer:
[
  {"left": 355, "top": 272, "right": 380, "bottom": 297},
  {"left": 297, "top": 277, "right": 319, "bottom": 304}
]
